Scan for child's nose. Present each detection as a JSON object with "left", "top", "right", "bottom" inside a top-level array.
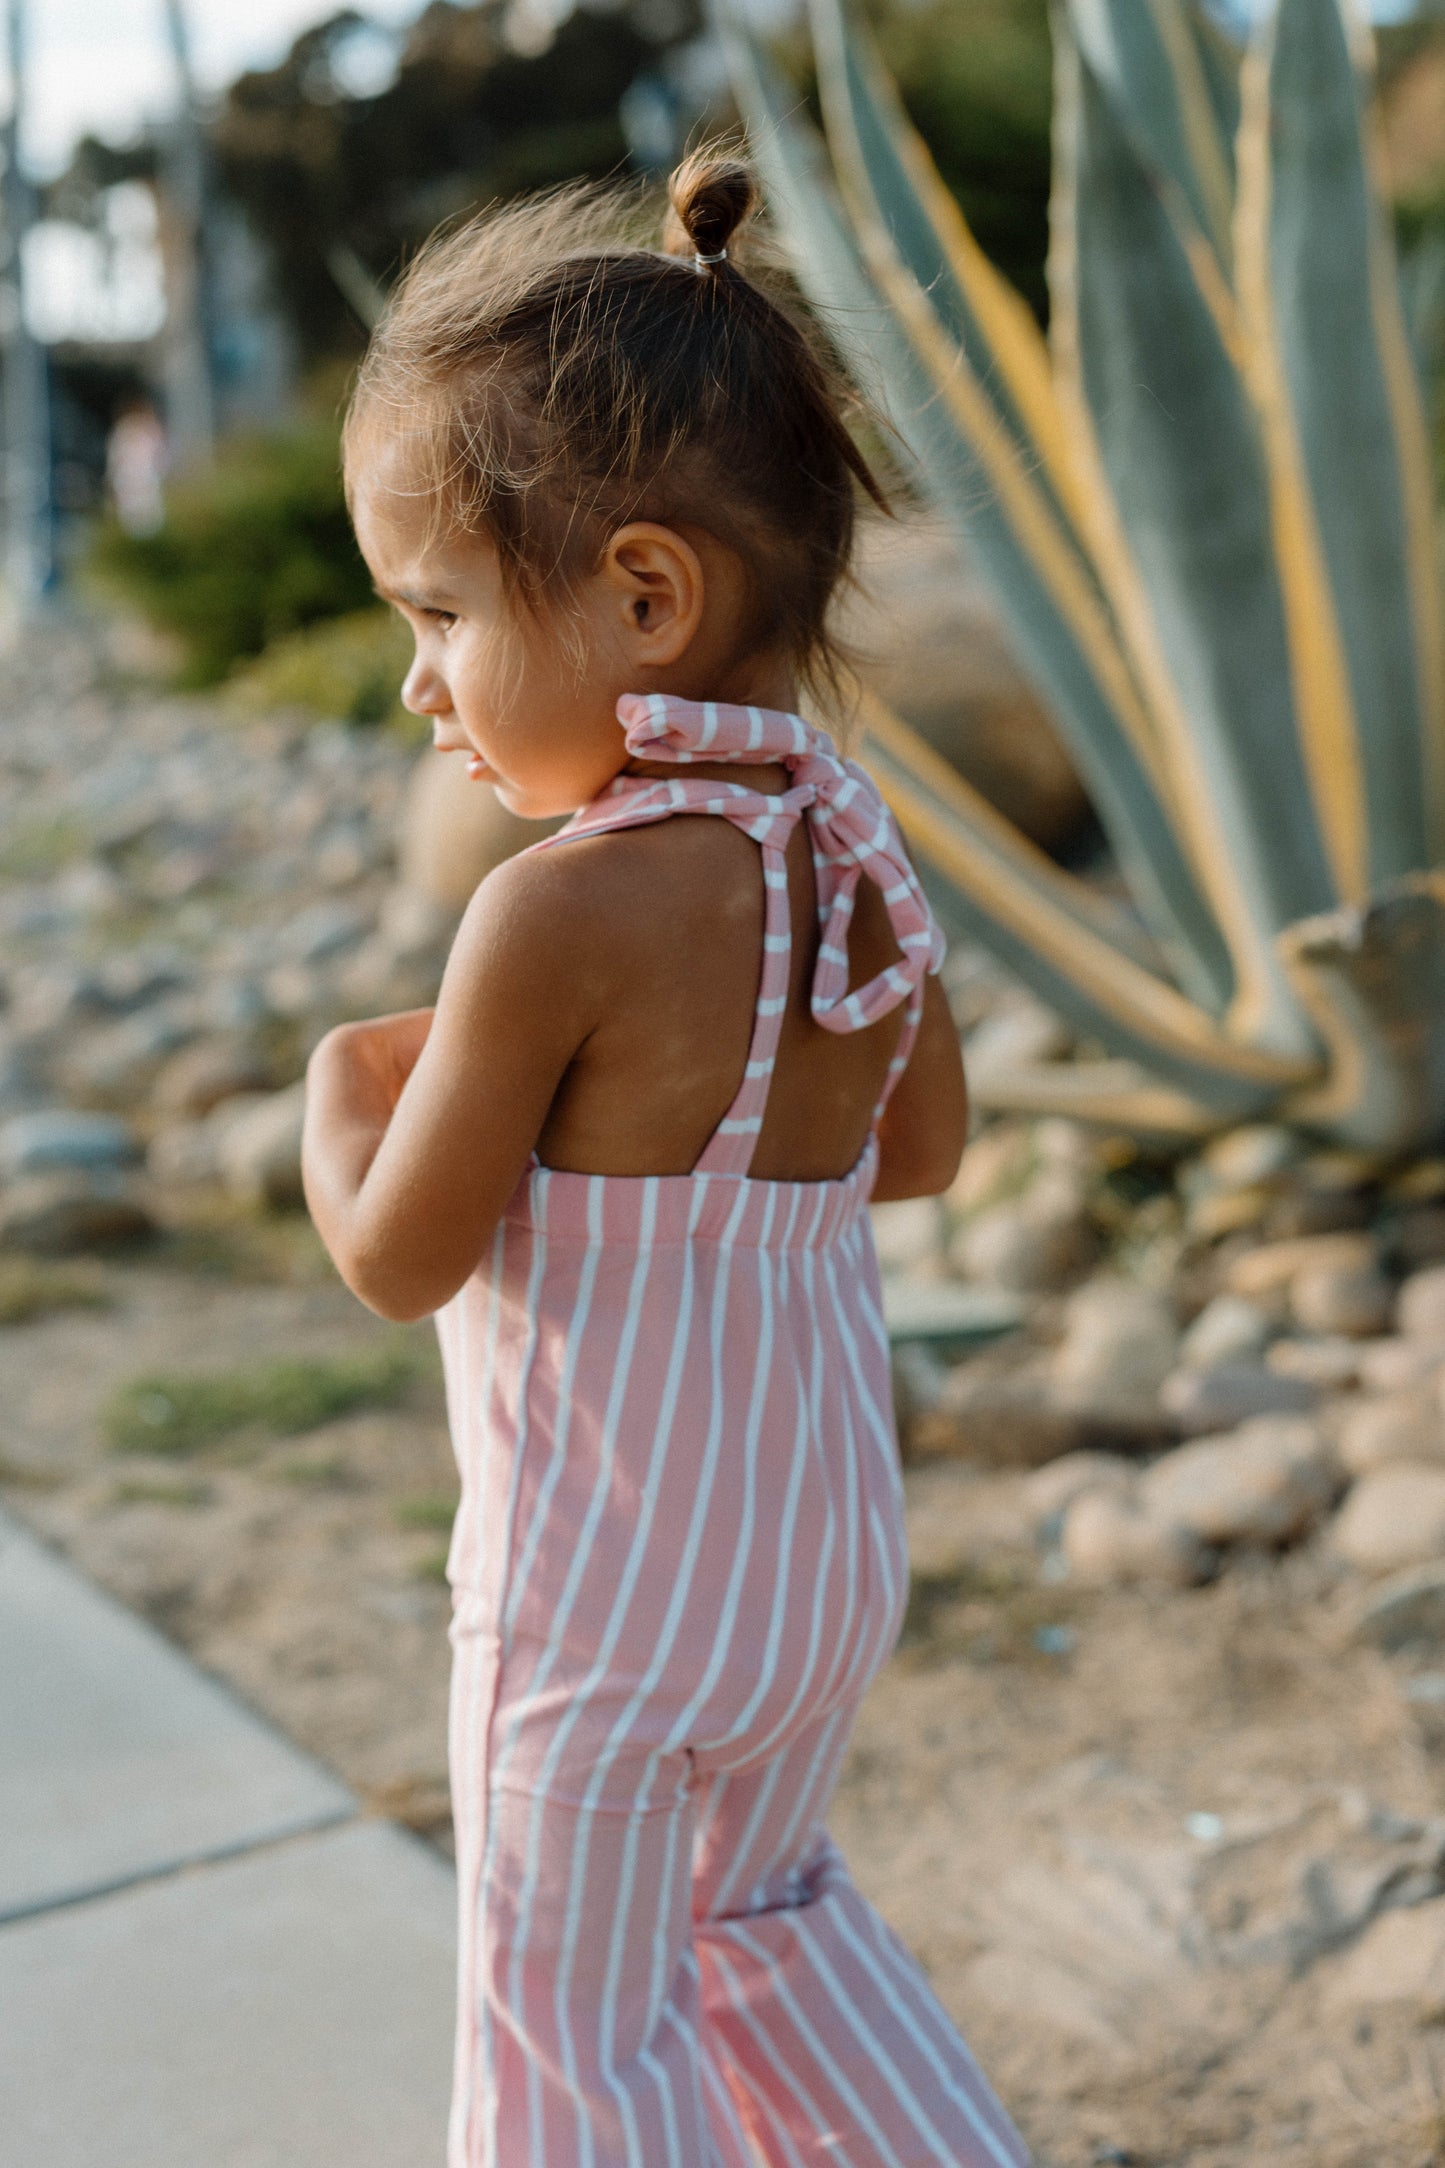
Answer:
[{"left": 401, "top": 655, "right": 450, "bottom": 717}]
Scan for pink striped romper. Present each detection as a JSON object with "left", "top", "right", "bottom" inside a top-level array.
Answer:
[{"left": 434, "top": 694, "right": 1030, "bottom": 2168}]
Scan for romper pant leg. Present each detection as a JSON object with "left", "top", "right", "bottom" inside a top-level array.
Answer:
[
  {"left": 447, "top": 1634, "right": 759, "bottom": 2168},
  {"left": 691, "top": 1707, "right": 1032, "bottom": 2168}
]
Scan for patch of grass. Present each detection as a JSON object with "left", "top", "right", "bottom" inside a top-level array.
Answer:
[
  {"left": 104, "top": 1342, "right": 419, "bottom": 1457},
  {"left": 112, "top": 1477, "right": 211, "bottom": 1508},
  {"left": 270, "top": 1452, "right": 353, "bottom": 1487},
  {"left": 225, "top": 606, "right": 420, "bottom": 733},
  {"left": 0, "top": 812, "right": 87, "bottom": 879},
  {"left": 394, "top": 1493, "right": 458, "bottom": 1533},
  {"left": 0, "top": 1259, "right": 113, "bottom": 1326},
  {"left": 412, "top": 1546, "right": 451, "bottom": 1585},
  {"left": 154, "top": 1204, "right": 331, "bottom": 1287}
]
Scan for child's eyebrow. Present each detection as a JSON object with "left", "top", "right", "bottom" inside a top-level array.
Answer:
[{"left": 373, "top": 581, "right": 457, "bottom": 610}]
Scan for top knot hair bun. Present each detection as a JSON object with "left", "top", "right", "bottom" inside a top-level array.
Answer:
[{"left": 663, "top": 151, "right": 757, "bottom": 268}]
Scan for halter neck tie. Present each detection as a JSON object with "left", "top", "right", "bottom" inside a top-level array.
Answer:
[{"left": 595, "top": 693, "right": 944, "bottom": 1035}]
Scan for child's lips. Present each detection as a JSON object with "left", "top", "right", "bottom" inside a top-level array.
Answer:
[{"left": 465, "top": 753, "right": 497, "bottom": 783}]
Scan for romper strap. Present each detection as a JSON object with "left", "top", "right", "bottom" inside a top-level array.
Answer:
[{"left": 691, "top": 840, "right": 792, "bottom": 1176}]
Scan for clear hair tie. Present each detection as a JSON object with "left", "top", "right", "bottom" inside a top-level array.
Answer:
[{"left": 693, "top": 248, "right": 727, "bottom": 271}]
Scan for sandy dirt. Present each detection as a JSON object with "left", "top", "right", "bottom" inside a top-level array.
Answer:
[{"left": 7, "top": 1222, "right": 1445, "bottom": 2168}]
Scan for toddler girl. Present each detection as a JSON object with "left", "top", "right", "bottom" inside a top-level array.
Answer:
[{"left": 302, "top": 150, "right": 1029, "bottom": 2168}]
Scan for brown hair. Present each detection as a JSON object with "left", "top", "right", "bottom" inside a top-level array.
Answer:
[{"left": 342, "top": 149, "right": 889, "bottom": 701}]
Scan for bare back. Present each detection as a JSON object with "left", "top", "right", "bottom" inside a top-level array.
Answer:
[{"left": 534, "top": 783, "right": 905, "bottom": 1182}]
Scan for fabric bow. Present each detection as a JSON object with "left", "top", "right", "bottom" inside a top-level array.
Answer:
[{"left": 593, "top": 693, "right": 944, "bottom": 1035}]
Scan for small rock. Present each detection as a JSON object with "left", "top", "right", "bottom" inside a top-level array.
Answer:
[
  {"left": 280, "top": 899, "right": 371, "bottom": 968},
  {"left": 1262, "top": 1188, "right": 1373, "bottom": 1241},
  {"left": 964, "top": 998, "right": 1071, "bottom": 1083},
  {"left": 1226, "top": 1233, "right": 1377, "bottom": 1304},
  {"left": 1140, "top": 1415, "right": 1338, "bottom": 1548},
  {"left": 152, "top": 1036, "right": 277, "bottom": 1118},
  {"left": 1061, "top": 1487, "right": 1214, "bottom": 1588},
  {"left": 1358, "top": 1337, "right": 1445, "bottom": 1395},
  {"left": 871, "top": 1197, "right": 945, "bottom": 1273},
  {"left": 881, "top": 1278, "right": 1025, "bottom": 1346},
  {"left": 1023, "top": 1451, "right": 1133, "bottom": 1529},
  {"left": 1160, "top": 1361, "right": 1318, "bottom": 1435},
  {"left": 1391, "top": 1206, "right": 1445, "bottom": 1272},
  {"left": 1353, "top": 1564, "right": 1445, "bottom": 1652},
  {"left": 0, "top": 1170, "right": 154, "bottom": 1253},
  {"left": 946, "top": 1124, "right": 1031, "bottom": 1218},
  {"left": 1388, "top": 1160, "right": 1445, "bottom": 1207},
  {"left": 1290, "top": 1261, "right": 1393, "bottom": 1339},
  {"left": 1199, "top": 1124, "right": 1302, "bottom": 1192},
  {"left": 1185, "top": 1188, "right": 1271, "bottom": 1243},
  {"left": 214, "top": 1081, "right": 307, "bottom": 1209},
  {"left": 1337, "top": 1393, "right": 1445, "bottom": 1478},
  {"left": 951, "top": 1188, "right": 1095, "bottom": 1294},
  {"left": 1266, "top": 1336, "right": 1362, "bottom": 1390},
  {"left": 58, "top": 1004, "right": 201, "bottom": 1102},
  {"left": 1330, "top": 1467, "right": 1445, "bottom": 1574},
  {"left": 1051, "top": 1277, "right": 1179, "bottom": 1414},
  {"left": 1178, "top": 1295, "right": 1273, "bottom": 1373},
  {"left": 1399, "top": 1265, "right": 1445, "bottom": 1344},
  {"left": 0, "top": 1108, "right": 139, "bottom": 1178},
  {"left": 1298, "top": 1149, "right": 1385, "bottom": 1193},
  {"left": 1323, "top": 1899, "right": 1445, "bottom": 2019}
]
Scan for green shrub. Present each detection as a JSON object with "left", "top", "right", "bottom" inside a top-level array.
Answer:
[
  {"left": 88, "top": 424, "right": 372, "bottom": 688},
  {"left": 105, "top": 1343, "right": 418, "bottom": 1456},
  {"left": 225, "top": 606, "right": 420, "bottom": 731}
]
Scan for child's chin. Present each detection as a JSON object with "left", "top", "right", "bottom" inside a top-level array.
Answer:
[{"left": 491, "top": 780, "right": 570, "bottom": 821}]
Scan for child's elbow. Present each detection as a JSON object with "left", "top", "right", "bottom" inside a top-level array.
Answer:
[{"left": 871, "top": 1129, "right": 965, "bottom": 1203}]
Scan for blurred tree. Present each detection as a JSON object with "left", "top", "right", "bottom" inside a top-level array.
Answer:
[
  {"left": 212, "top": 0, "right": 704, "bottom": 366},
  {"left": 874, "top": 0, "right": 1052, "bottom": 321}
]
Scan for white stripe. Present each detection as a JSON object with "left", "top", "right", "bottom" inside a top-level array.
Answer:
[
  {"left": 744, "top": 1709, "right": 848, "bottom": 1918},
  {"left": 449, "top": 1220, "right": 507, "bottom": 2158},
  {"left": 556, "top": 1186, "right": 706, "bottom": 2124},
  {"left": 504, "top": 1182, "right": 661, "bottom": 2168},
  {"left": 756, "top": 994, "right": 786, "bottom": 1016},
  {"left": 661, "top": 1183, "right": 779, "bottom": 1750},
  {"left": 470, "top": 1200, "right": 553, "bottom": 2168},
  {"left": 840, "top": 1901, "right": 1027, "bottom": 2168},
  {"left": 501, "top": 1181, "right": 606, "bottom": 1635},
  {"left": 708, "top": 1942, "right": 862, "bottom": 2167},
  {"left": 729, "top": 1922, "right": 910, "bottom": 2168},
  {"left": 791, "top": 1909, "right": 970, "bottom": 2165}
]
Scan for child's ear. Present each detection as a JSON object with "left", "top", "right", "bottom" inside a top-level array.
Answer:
[{"left": 602, "top": 523, "right": 704, "bottom": 665}]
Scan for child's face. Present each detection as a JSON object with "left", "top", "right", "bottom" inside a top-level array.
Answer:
[
  {"left": 354, "top": 452, "right": 799, "bottom": 815},
  {"left": 355, "top": 483, "right": 639, "bottom": 819}
]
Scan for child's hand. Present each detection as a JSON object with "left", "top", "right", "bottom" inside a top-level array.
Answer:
[{"left": 308, "top": 1008, "right": 435, "bottom": 1127}]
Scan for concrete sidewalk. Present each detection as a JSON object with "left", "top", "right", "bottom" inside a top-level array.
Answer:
[{"left": 0, "top": 1507, "right": 456, "bottom": 2168}]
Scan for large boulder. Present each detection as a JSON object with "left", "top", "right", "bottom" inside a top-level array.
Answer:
[
  {"left": 395, "top": 751, "right": 564, "bottom": 912},
  {"left": 1330, "top": 1466, "right": 1445, "bottom": 1574},
  {"left": 1138, "top": 1416, "right": 1338, "bottom": 1548}
]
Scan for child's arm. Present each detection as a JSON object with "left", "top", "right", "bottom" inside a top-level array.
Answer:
[
  {"left": 302, "top": 852, "right": 601, "bottom": 1323},
  {"left": 871, "top": 975, "right": 968, "bottom": 1203}
]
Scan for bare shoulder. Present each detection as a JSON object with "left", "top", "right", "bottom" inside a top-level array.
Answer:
[{"left": 451, "top": 817, "right": 753, "bottom": 971}]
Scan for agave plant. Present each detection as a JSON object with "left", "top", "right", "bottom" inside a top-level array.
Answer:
[{"left": 720, "top": 0, "right": 1445, "bottom": 1151}]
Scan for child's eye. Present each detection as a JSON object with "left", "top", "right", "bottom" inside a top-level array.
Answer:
[{"left": 429, "top": 611, "right": 457, "bottom": 631}]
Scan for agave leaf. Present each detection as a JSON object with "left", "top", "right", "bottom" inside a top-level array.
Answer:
[
  {"left": 861, "top": 694, "right": 1314, "bottom": 1114},
  {"left": 1189, "top": 1, "right": 1241, "bottom": 165},
  {"left": 1280, "top": 878, "right": 1445, "bottom": 1153},
  {"left": 1053, "top": 21, "right": 1332, "bottom": 1061},
  {"left": 1067, "top": 0, "right": 1235, "bottom": 272},
  {"left": 968, "top": 1059, "right": 1222, "bottom": 1141},
  {"left": 1236, "top": 0, "right": 1445, "bottom": 888},
  {"left": 776, "top": 0, "right": 1233, "bottom": 1008}
]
